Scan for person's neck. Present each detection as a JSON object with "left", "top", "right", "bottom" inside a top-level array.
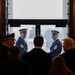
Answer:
[
  {"left": 54, "top": 38, "right": 58, "bottom": 41},
  {"left": 20, "top": 36, "right": 24, "bottom": 39},
  {"left": 35, "top": 46, "right": 41, "bottom": 48}
]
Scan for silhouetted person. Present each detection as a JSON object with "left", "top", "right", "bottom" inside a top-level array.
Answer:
[
  {"left": 60, "top": 38, "right": 75, "bottom": 74},
  {"left": 48, "top": 56, "right": 74, "bottom": 75},
  {"left": 16, "top": 29, "right": 28, "bottom": 60},
  {"left": 23, "top": 35, "right": 52, "bottom": 75},
  {"left": 0, "top": 33, "right": 15, "bottom": 62},
  {"left": 0, "top": 46, "right": 31, "bottom": 75},
  {"left": 49, "top": 30, "right": 62, "bottom": 58}
]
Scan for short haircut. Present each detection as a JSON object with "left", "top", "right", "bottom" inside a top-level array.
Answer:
[
  {"left": 9, "top": 46, "right": 20, "bottom": 57},
  {"left": 34, "top": 35, "right": 44, "bottom": 47}
]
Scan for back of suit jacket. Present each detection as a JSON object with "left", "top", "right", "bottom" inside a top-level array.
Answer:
[
  {"left": 23, "top": 48, "right": 52, "bottom": 75},
  {"left": 60, "top": 48, "right": 75, "bottom": 74},
  {"left": 0, "top": 57, "right": 31, "bottom": 75}
]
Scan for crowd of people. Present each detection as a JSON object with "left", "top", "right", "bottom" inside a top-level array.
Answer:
[{"left": 0, "top": 29, "right": 75, "bottom": 75}]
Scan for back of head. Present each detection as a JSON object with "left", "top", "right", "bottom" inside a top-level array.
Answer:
[
  {"left": 52, "top": 56, "right": 66, "bottom": 70},
  {"left": 51, "top": 56, "right": 74, "bottom": 75},
  {"left": 34, "top": 35, "right": 44, "bottom": 47},
  {"left": 9, "top": 46, "right": 20, "bottom": 58},
  {"left": 63, "top": 38, "right": 74, "bottom": 49}
]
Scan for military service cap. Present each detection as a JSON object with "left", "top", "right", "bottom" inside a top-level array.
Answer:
[
  {"left": 51, "top": 30, "right": 59, "bottom": 35},
  {"left": 19, "top": 29, "right": 27, "bottom": 34},
  {"left": 1, "top": 33, "right": 15, "bottom": 41}
]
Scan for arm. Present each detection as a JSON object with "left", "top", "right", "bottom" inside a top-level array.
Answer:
[
  {"left": 49, "top": 42, "right": 62, "bottom": 57},
  {"left": 15, "top": 40, "right": 27, "bottom": 53}
]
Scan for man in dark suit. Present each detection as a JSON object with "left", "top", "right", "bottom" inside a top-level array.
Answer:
[
  {"left": 23, "top": 35, "right": 52, "bottom": 75},
  {"left": 15, "top": 29, "right": 28, "bottom": 60},
  {"left": 60, "top": 38, "right": 75, "bottom": 74},
  {"left": 49, "top": 30, "right": 62, "bottom": 58},
  {"left": 0, "top": 33, "right": 15, "bottom": 62},
  {"left": 0, "top": 46, "right": 31, "bottom": 75}
]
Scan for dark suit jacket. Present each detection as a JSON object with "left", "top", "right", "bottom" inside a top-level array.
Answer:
[
  {"left": 23, "top": 48, "right": 52, "bottom": 75},
  {"left": 16, "top": 37, "right": 28, "bottom": 60},
  {"left": 60, "top": 48, "right": 75, "bottom": 74},
  {"left": 0, "top": 57, "right": 31, "bottom": 75},
  {"left": 0, "top": 45, "right": 10, "bottom": 62},
  {"left": 49, "top": 39, "right": 62, "bottom": 58}
]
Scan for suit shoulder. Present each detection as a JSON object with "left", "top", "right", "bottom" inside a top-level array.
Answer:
[{"left": 23, "top": 52, "right": 30, "bottom": 58}]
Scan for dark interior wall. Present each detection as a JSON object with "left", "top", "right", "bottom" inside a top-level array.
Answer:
[
  {"left": 69, "top": 0, "right": 75, "bottom": 41},
  {"left": 73, "top": 0, "right": 75, "bottom": 40},
  {"left": 0, "top": 0, "right": 6, "bottom": 35}
]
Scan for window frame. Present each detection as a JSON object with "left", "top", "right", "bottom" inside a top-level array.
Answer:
[{"left": 8, "top": 19, "right": 68, "bottom": 36}]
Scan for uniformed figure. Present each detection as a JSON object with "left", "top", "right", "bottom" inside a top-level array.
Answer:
[
  {"left": 49, "top": 30, "right": 62, "bottom": 58},
  {"left": 15, "top": 29, "right": 28, "bottom": 60},
  {"left": 0, "top": 33, "right": 15, "bottom": 62},
  {"left": 2, "top": 33, "right": 15, "bottom": 48}
]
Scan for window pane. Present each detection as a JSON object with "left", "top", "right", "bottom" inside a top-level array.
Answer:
[
  {"left": 8, "top": 25, "right": 35, "bottom": 51},
  {"left": 8, "top": 0, "right": 68, "bottom": 19},
  {"left": 41, "top": 25, "right": 68, "bottom": 53}
]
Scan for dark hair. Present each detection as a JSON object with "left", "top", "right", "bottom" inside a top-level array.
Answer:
[
  {"left": 34, "top": 35, "right": 44, "bottom": 47},
  {"left": 9, "top": 46, "right": 20, "bottom": 57}
]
